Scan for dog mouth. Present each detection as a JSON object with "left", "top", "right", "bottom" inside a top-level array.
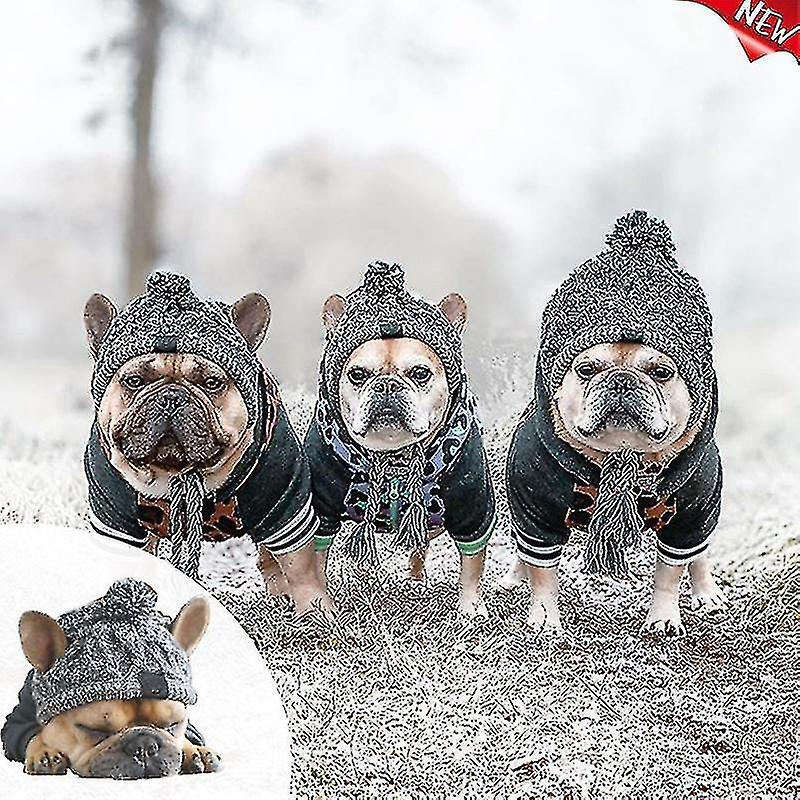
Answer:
[
  {"left": 577, "top": 375, "right": 670, "bottom": 442},
  {"left": 113, "top": 386, "right": 229, "bottom": 470},
  {"left": 85, "top": 729, "right": 182, "bottom": 780},
  {"left": 355, "top": 398, "right": 426, "bottom": 437}
]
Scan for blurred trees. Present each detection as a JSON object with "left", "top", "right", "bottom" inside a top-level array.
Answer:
[{"left": 126, "top": 0, "right": 164, "bottom": 300}]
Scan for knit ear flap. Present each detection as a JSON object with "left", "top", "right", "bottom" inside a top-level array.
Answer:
[
  {"left": 169, "top": 596, "right": 210, "bottom": 656},
  {"left": 83, "top": 293, "right": 117, "bottom": 359},
  {"left": 19, "top": 612, "right": 67, "bottom": 673},
  {"left": 231, "top": 293, "right": 271, "bottom": 351},
  {"left": 322, "top": 294, "right": 347, "bottom": 333},
  {"left": 438, "top": 293, "right": 468, "bottom": 335}
]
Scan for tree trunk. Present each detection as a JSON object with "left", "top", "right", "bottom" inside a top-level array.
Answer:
[{"left": 125, "top": 0, "right": 164, "bottom": 300}]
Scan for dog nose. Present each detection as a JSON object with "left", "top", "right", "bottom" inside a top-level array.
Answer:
[
  {"left": 122, "top": 731, "right": 161, "bottom": 761},
  {"left": 375, "top": 376, "right": 404, "bottom": 395},
  {"left": 159, "top": 384, "right": 191, "bottom": 414},
  {"left": 606, "top": 370, "right": 639, "bottom": 394}
]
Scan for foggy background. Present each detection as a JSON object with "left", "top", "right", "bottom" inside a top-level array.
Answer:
[{"left": 1, "top": 0, "right": 798, "bottom": 395}]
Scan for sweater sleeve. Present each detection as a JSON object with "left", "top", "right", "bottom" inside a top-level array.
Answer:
[
  {"left": 438, "top": 423, "right": 495, "bottom": 555},
  {"left": 304, "top": 419, "right": 349, "bottom": 548},
  {"left": 506, "top": 409, "right": 574, "bottom": 567},
  {"left": 655, "top": 440, "right": 723, "bottom": 565},
  {"left": 239, "top": 405, "right": 319, "bottom": 556},
  {"left": 2, "top": 671, "right": 40, "bottom": 763}
]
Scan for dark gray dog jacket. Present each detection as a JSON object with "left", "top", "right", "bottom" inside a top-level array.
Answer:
[{"left": 507, "top": 211, "right": 722, "bottom": 571}]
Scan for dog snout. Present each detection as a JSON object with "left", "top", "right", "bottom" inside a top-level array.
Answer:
[
  {"left": 605, "top": 369, "right": 641, "bottom": 394},
  {"left": 158, "top": 384, "right": 193, "bottom": 416},
  {"left": 121, "top": 730, "right": 162, "bottom": 762},
  {"left": 373, "top": 376, "right": 405, "bottom": 395}
]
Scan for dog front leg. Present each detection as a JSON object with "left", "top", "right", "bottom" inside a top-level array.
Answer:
[
  {"left": 457, "top": 549, "right": 488, "bottom": 618},
  {"left": 641, "top": 559, "right": 685, "bottom": 636},
  {"left": 525, "top": 565, "right": 561, "bottom": 632},
  {"left": 408, "top": 547, "right": 428, "bottom": 581},
  {"left": 273, "top": 541, "right": 335, "bottom": 618},
  {"left": 688, "top": 557, "right": 727, "bottom": 613},
  {"left": 257, "top": 545, "right": 291, "bottom": 599}
]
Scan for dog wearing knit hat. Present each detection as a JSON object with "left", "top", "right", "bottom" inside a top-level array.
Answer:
[
  {"left": 298, "top": 262, "right": 495, "bottom": 617},
  {"left": 505, "top": 211, "right": 726, "bottom": 636},
  {"left": 82, "top": 272, "right": 332, "bottom": 616},
  {"left": 1, "top": 579, "right": 220, "bottom": 778}
]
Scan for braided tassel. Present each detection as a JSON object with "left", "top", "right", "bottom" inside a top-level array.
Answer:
[
  {"left": 166, "top": 471, "right": 204, "bottom": 580},
  {"left": 584, "top": 449, "right": 644, "bottom": 578},
  {"left": 344, "top": 454, "right": 386, "bottom": 566},
  {"left": 392, "top": 444, "right": 428, "bottom": 552}
]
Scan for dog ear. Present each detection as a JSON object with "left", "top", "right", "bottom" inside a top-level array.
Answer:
[
  {"left": 231, "top": 293, "right": 271, "bottom": 351},
  {"left": 84, "top": 293, "right": 117, "bottom": 359},
  {"left": 322, "top": 294, "right": 346, "bottom": 333},
  {"left": 19, "top": 612, "right": 67, "bottom": 673},
  {"left": 170, "top": 597, "right": 210, "bottom": 656},
  {"left": 438, "top": 293, "right": 468, "bottom": 335}
]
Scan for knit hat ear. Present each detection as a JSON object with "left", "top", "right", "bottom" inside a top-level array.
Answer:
[
  {"left": 322, "top": 294, "right": 347, "bottom": 333},
  {"left": 19, "top": 612, "right": 67, "bottom": 673},
  {"left": 84, "top": 293, "right": 117, "bottom": 360},
  {"left": 169, "top": 597, "right": 210, "bottom": 656},
  {"left": 437, "top": 293, "right": 468, "bottom": 335},
  {"left": 231, "top": 293, "right": 271, "bottom": 351}
]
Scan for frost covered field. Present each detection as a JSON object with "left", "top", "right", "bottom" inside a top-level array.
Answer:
[{"left": 1, "top": 326, "right": 799, "bottom": 800}]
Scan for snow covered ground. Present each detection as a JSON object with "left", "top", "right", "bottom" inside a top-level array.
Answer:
[{"left": 0, "top": 328, "right": 798, "bottom": 798}]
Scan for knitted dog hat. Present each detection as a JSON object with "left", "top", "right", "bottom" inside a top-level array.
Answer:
[
  {"left": 321, "top": 261, "right": 464, "bottom": 409},
  {"left": 31, "top": 579, "right": 196, "bottom": 725},
  {"left": 91, "top": 271, "right": 263, "bottom": 420},
  {"left": 319, "top": 261, "right": 467, "bottom": 562},
  {"left": 538, "top": 211, "right": 716, "bottom": 576},
  {"left": 539, "top": 210, "right": 714, "bottom": 425}
]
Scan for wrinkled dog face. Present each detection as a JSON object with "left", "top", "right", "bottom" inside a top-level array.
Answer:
[
  {"left": 45, "top": 699, "right": 189, "bottom": 779},
  {"left": 323, "top": 292, "right": 468, "bottom": 453},
  {"left": 339, "top": 338, "right": 449, "bottom": 451},
  {"left": 554, "top": 343, "right": 692, "bottom": 453},
  {"left": 84, "top": 292, "right": 270, "bottom": 496}
]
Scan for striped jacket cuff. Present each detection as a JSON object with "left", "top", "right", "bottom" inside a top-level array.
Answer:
[
  {"left": 656, "top": 536, "right": 712, "bottom": 566},
  {"left": 88, "top": 509, "right": 146, "bottom": 548},
  {"left": 261, "top": 496, "right": 319, "bottom": 556}
]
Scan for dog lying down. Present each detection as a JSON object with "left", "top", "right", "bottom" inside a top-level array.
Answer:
[
  {"left": 505, "top": 211, "right": 727, "bottom": 636},
  {"left": 1, "top": 579, "right": 220, "bottom": 779}
]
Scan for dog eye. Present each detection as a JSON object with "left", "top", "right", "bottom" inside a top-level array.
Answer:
[
  {"left": 203, "top": 376, "right": 225, "bottom": 392},
  {"left": 407, "top": 365, "right": 433, "bottom": 385},
  {"left": 650, "top": 365, "right": 675, "bottom": 382},
  {"left": 121, "top": 375, "right": 146, "bottom": 390},
  {"left": 347, "top": 366, "right": 370, "bottom": 386},
  {"left": 574, "top": 362, "right": 598, "bottom": 380}
]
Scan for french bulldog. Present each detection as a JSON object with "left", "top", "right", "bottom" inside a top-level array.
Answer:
[
  {"left": 7, "top": 596, "right": 219, "bottom": 778},
  {"left": 505, "top": 211, "right": 725, "bottom": 635},
  {"left": 304, "top": 262, "right": 496, "bottom": 617},
  {"left": 83, "top": 272, "right": 331, "bottom": 616}
]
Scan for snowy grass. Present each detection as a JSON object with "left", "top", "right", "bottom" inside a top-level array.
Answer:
[{"left": 0, "top": 335, "right": 799, "bottom": 799}]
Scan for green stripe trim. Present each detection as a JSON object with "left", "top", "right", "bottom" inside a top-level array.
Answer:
[
  {"left": 454, "top": 518, "right": 495, "bottom": 556},
  {"left": 314, "top": 533, "right": 335, "bottom": 552}
]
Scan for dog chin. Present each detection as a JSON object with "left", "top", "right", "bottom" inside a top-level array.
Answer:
[{"left": 352, "top": 420, "right": 427, "bottom": 452}]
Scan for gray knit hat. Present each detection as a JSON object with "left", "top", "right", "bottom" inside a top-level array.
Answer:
[
  {"left": 91, "top": 271, "right": 262, "bottom": 420},
  {"left": 539, "top": 210, "right": 714, "bottom": 425},
  {"left": 321, "top": 261, "right": 464, "bottom": 407},
  {"left": 31, "top": 579, "right": 197, "bottom": 725}
]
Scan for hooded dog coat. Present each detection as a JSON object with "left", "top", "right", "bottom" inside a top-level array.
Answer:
[
  {"left": 507, "top": 211, "right": 722, "bottom": 572},
  {"left": 306, "top": 261, "right": 495, "bottom": 562},
  {"left": 85, "top": 272, "right": 318, "bottom": 575}
]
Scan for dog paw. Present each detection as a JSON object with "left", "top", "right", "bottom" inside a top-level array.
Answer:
[
  {"left": 641, "top": 608, "right": 686, "bottom": 638},
  {"left": 457, "top": 593, "right": 489, "bottom": 619},
  {"left": 498, "top": 560, "right": 527, "bottom": 591},
  {"left": 182, "top": 745, "right": 222, "bottom": 774},
  {"left": 689, "top": 585, "right": 728, "bottom": 614},
  {"left": 24, "top": 737, "right": 68, "bottom": 775},
  {"left": 525, "top": 601, "right": 562, "bottom": 634}
]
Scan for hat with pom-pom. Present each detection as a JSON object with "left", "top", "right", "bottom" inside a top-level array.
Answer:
[
  {"left": 30, "top": 579, "right": 197, "bottom": 724},
  {"left": 91, "top": 271, "right": 263, "bottom": 421},
  {"left": 320, "top": 261, "right": 464, "bottom": 406},
  {"left": 539, "top": 210, "right": 714, "bottom": 424}
]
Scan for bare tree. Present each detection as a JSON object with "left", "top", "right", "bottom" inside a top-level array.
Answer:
[{"left": 125, "top": 0, "right": 165, "bottom": 300}]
